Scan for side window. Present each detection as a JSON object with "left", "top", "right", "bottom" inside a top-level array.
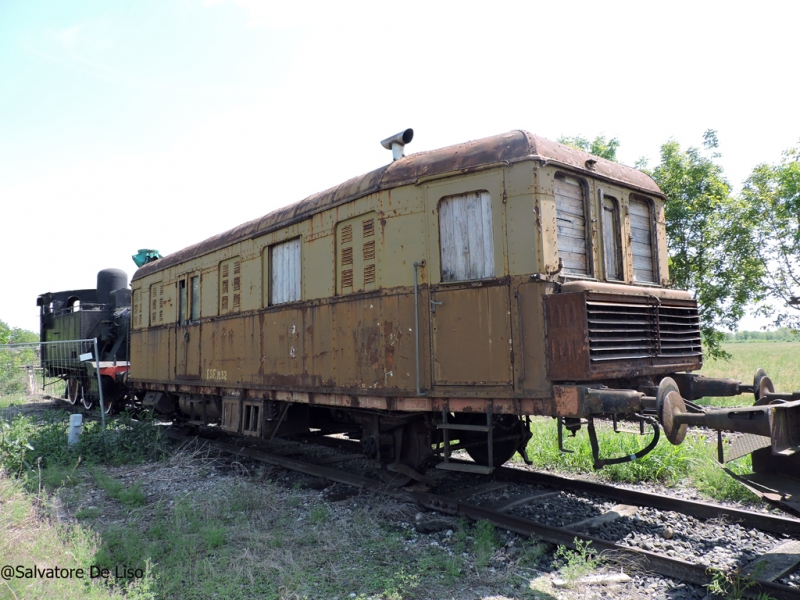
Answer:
[
  {"left": 629, "top": 195, "right": 656, "bottom": 283},
  {"left": 219, "top": 257, "right": 241, "bottom": 315},
  {"left": 179, "top": 276, "right": 201, "bottom": 324},
  {"left": 438, "top": 191, "right": 494, "bottom": 282},
  {"left": 270, "top": 238, "right": 301, "bottom": 305},
  {"left": 554, "top": 174, "right": 589, "bottom": 275},
  {"left": 190, "top": 276, "right": 200, "bottom": 321},
  {"left": 179, "top": 280, "right": 188, "bottom": 325},
  {"left": 336, "top": 212, "right": 378, "bottom": 294},
  {"left": 149, "top": 283, "right": 164, "bottom": 326},
  {"left": 601, "top": 192, "right": 622, "bottom": 280}
]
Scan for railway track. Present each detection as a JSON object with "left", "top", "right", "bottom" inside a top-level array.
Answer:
[{"left": 165, "top": 427, "right": 800, "bottom": 599}]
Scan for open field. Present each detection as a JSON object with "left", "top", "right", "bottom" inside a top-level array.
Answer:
[{"left": 696, "top": 342, "right": 800, "bottom": 407}]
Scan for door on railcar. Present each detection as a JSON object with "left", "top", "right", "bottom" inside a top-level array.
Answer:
[
  {"left": 429, "top": 190, "right": 512, "bottom": 387},
  {"left": 176, "top": 275, "right": 201, "bottom": 378}
]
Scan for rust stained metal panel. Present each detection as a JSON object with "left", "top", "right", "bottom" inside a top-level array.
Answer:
[
  {"left": 208, "top": 318, "right": 244, "bottom": 385},
  {"left": 553, "top": 385, "right": 581, "bottom": 417},
  {"left": 259, "top": 309, "right": 305, "bottom": 385},
  {"left": 544, "top": 292, "right": 590, "bottom": 381},
  {"left": 431, "top": 283, "right": 512, "bottom": 386},
  {"left": 132, "top": 132, "right": 663, "bottom": 282},
  {"left": 515, "top": 282, "right": 550, "bottom": 396}
]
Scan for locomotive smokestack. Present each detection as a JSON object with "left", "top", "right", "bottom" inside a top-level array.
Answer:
[{"left": 380, "top": 129, "right": 414, "bottom": 161}]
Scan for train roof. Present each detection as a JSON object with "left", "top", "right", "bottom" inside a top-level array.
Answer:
[{"left": 133, "top": 130, "right": 663, "bottom": 281}]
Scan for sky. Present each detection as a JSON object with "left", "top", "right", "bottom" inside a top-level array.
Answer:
[{"left": 1, "top": 0, "right": 798, "bottom": 333}]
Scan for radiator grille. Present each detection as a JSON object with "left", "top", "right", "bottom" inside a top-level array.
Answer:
[{"left": 587, "top": 299, "right": 701, "bottom": 362}]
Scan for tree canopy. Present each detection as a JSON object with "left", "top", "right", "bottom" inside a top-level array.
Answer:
[
  {"left": 0, "top": 320, "right": 38, "bottom": 345},
  {"left": 557, "top": 135, "right": 620, "bottom": 162},
  {"left": 739, "top": 144, "right": 800, "bottom": 329}
]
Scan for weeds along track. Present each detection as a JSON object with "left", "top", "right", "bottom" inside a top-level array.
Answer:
[{"left": 165, "top": 427, "right": 800, "bottom": 600}]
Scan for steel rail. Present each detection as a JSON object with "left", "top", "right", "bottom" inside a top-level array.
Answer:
[
  {"left": 165, "top": 429, "right": 800, "bottom": 599},
  {"left": 485, "top": 462, "right": 800, "bottom": 537}
]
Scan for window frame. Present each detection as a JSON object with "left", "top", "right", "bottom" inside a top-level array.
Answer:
[
  {"left": 268, "top": 237, "right": 302, "bottom": 306},
  {"left": 437, "top": 190, "right": 495, "bottom": 284},
  {"left": 178, "top": 274, "right": 201, "bottom": 325},
  {"left": 599, "top": 189, "right": 623, "bottom": 282},
  {"left": 628, "top": 193, "right": 659, "bottom": 284},
  {"left": 553, "top": 172, "right": 594, "bottom": 278}
]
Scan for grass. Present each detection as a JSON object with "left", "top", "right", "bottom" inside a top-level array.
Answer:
[
  {"left": 519, "top": 417, "right": 758, "bottom": 504},
  {"left": 551, "top": 539, "right": 600, "bottom": 588},
  {"left": 698, "top": 341, "right": 800, "bottom": 407},
  {"left": 1, "top": 398, "right": 546, "bottom": 600},
  {"left": 0, "top": 475, "right": 157, "bottom": 600}
]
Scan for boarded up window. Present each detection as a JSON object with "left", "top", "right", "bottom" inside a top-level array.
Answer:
[
  {"left": 601, "top": 194, "right": 622, "bottom": 280},
  {"left": 150, "top": 283, "right": 164, "bottom": 325},
  {"left": 337, "top": 212, "right": 378, "bottom": 294},
  {"left": 555, "top": 175, "right": 589, "bottom": 275},
  {"left": 439, "top": 191, "right": 494, "bottom": 282},
  {"left": 270, "top": 238, "right": 301, "bottom": 305},
  {"left": 219, "top": 257, "right": 241, "bottom": 314},
  {"left": 629, "top": 196, "right": 656, "bottom": 283}
]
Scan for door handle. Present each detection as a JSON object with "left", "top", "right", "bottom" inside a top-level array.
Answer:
[
  {"left": 183, "top": 331, "right": 189, "bottom": 342},
  {"left": 430, "top": 299, "right": 442, "bottom": 314}
]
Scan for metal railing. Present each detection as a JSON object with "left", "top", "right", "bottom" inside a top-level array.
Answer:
[{"left": 0, "top": 339, "right": 107, "bottom": 429}]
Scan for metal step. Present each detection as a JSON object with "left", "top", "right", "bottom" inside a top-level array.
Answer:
[
  {"left": 436, "top": 423, "right": 492, "bottom": 432},
  {"left": 435, "top": 462, "right": 494, "bottom": 474}
]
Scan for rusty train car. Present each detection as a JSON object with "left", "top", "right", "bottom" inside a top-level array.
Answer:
[{"left": 127, "top": 130, "right": 800, "bottom": 490}]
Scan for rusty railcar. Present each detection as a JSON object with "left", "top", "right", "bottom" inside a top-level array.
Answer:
[{"left": 128, "top": 130, "right": 800, "bottom": 488}]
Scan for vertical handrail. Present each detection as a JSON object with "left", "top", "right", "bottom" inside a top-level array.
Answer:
[
  {"left": 93, "top": 338, "right": 106, "bottom": 432},
  {"left": 413, "top": 261, "right": 426, "bottom": 396}
]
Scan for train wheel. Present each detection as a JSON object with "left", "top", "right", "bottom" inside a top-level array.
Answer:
[
  {"left": 454, "top": 414, "right": 529, "bottom": 468},
  {"left": 379, "top": 419, "right": 432, "bottom": 487},
  {"left": 67, "top": 378, "right": 81, "bottom": 405}
]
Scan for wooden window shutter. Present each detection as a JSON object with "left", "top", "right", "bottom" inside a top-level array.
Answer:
[
  {"left": 439, "top": 191, "right": 494, "bottom": 282},
  {"left": 555, "top": 175, "right": 589, "bottom": 275},
  {"left": 629, "top": 196, "right": 656, "bottom": 283}
]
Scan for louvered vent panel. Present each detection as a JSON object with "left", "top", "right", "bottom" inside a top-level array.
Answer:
[
  {"left": 364, "top": 264, "right": 376, "bottom": 284},
  {"left": 221, "top": 296, "right": 229, "bottom": 311},
  {"left": 363, "top": 219, "right": 374, "bottom": 237},
  {"left": 363, "top": 240, "right": 375, "bottom": 261},
  {"left": 222, "top": 264, "right": 229, "bottom": 278},
  {"left": 233, "top": 294, "right": 240, "bottom": 310},
  {"left": 342, "top": 247, "right": 353, "bottom": 265},
  {"left": 587, "top": 299, "right": 701, "bottom": 362},
  {"left": 342, "top": 269, "right": 353, "bottom": 288},
  {"left": 341, "top": 225, "right": 353, "bottom": 244}
]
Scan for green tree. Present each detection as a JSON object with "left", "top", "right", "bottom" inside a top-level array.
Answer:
[
  {"left": 0, "top": 320, "right": 39, "bottom": 396},
  {"left": 740, "top": 144, "right": 800, "bottom": 329},
  {"left": 646, "top": 131, "right": 764, "bottom": 358},
  {"left": 557, "top": 134, "right": 620, "bottom": 162},
  {"left": 0, "top": 320, "right": 38, "bottom": 344}
]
